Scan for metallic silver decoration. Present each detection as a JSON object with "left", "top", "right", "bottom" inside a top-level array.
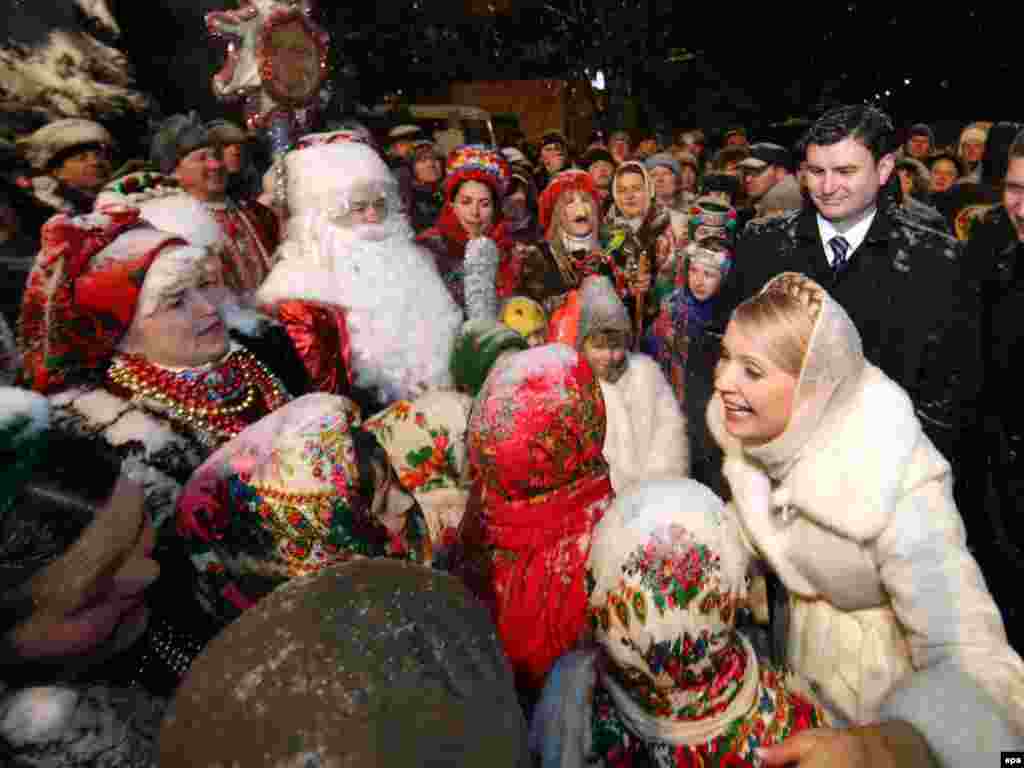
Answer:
[{"left": 463, "top": 237, "right": 500, "bottom": 322}]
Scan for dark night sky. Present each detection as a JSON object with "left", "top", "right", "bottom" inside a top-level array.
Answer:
[{"left": 3, "top": 1, "right": 1018, "bottom": 148}]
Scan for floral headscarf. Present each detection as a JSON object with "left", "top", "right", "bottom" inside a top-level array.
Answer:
[
  {"left": 17, "top": 208, "right": 184, "bottom": 394},
  {"left": 363, "top": 390, "right": 473, "bottom": 554},
  {"left": 176, "top": 393, "right": 395, "bottom": 623},
  {"left": 585, "top": 479, "right": 826, "bottom": 765},
  {"left": 466, "top": 343, "right": 614, "bottom": 689}
]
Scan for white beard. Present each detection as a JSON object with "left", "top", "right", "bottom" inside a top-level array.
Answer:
[{"left": 257, "top": 211, "right": 464, "bottom": 401}]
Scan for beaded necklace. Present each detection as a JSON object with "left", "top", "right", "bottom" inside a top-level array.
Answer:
[{"left": 108, "top": 349, "right": 290, "bottom": 441}]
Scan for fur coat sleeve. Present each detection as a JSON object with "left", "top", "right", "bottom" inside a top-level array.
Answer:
[
  {"left": 714, "top": 366, "right": 1024, "bottom": 756},
  {"left": 598, "top": 354, "right": 689, "bottom": 493}
]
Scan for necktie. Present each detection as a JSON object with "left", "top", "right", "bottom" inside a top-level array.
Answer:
[{"left": 829, "top": 235, "right": 851, "bottom": 273}]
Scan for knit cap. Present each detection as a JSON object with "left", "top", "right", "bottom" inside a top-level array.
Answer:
[
  {"left": 577, "top": 275, "right": 630, "bottom": 347},
  {"left": 450, "top": 320, "right": 528, "bottom": 396}
]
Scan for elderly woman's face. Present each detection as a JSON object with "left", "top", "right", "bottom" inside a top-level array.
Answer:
[{"left": 121, "top": 250, "right": 230, "bottom": 368}]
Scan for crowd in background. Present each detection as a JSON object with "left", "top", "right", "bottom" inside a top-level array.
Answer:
[{"left": 1, "top": 103, "right": 1024, "bottom": 767}]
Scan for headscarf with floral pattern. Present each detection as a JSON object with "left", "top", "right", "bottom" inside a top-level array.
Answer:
[
  {"left": 363, "top": 390, "right": 473, "bottom": 558},
  {"left": 175, "top": 393, "right": 408, "bottom": 623},
  {"left": 585, "top": 479, "right": 827, "bottom": 766},
  {"left": 465, "top": 343, "right": 614, "bottom": 690}
]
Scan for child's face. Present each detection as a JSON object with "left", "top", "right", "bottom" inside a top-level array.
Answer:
[{"left": 688, "top": 261, "right": 723, "bottom": 301}]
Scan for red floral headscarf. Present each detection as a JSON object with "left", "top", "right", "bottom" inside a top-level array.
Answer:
[
  {"left": 466, "top": 343, "right": 614, "bottom": 690},
  {"left": 17, "top": 207, "right": 185, "bottom": 393}
]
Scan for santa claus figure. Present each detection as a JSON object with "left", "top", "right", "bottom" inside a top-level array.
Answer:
[{"left": 255, "top": 141, "right": 463, "bottom": 408}]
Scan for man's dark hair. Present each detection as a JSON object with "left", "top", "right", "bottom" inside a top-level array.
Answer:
[{"left": 798, "top": 105, "right": 897, "bottom": 163}]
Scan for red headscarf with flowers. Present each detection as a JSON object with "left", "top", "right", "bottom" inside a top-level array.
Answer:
[
  {"left": 17, "top": 207, "right": 185, "bottom": 394},
  {"left": 466, "top": 342, "right": 614, "bottom": 689}
]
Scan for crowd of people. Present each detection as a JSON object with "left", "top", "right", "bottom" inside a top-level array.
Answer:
[{"left": 1, "top": 101, "right": 1023, "bottom": 767}]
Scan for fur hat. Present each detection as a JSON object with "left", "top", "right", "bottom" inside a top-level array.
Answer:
[
  {"left": 295, "top": 129, "right": 374, "bottom": 151},
  {"left": 538, "top": 169, "right": 597, "bottom": 234},
  {"left": 500, "top": 146, "right": 531, "bottom": 169},
  {"left": 577, "top": 275, "right": 630, "bottom": 347},
  {"left": 137, "top": 194, "right": 225, "bottom": 249},
  {"left": 17, "top": 119, "right": 113, "bottom": 171},
  {"left": 150, "top": 113, "right": 214, "bottom": 175},
  {"left": 285, "top": 141, "right": 397, "bottom": 220},
  {"left": 444, "top": 144, "right": 511, "bottom": 202},
  {"left": 388, "top": 124, "right": 423, "bottom": 141}
]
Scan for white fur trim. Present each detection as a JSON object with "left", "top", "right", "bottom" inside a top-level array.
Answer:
[
  {"left": 0, "top": 687, "right": 80, "bottom": 746},
  {"left": 598, "top": 353, "right": 688, "bottom": 493}
]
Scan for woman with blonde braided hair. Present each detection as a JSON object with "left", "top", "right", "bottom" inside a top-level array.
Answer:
[{"left": 709, "top": 272, "right": 1024, "bottom": 766}]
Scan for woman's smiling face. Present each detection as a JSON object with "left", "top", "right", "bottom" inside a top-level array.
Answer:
[{"left": 714, "top": 320, "right": 798, "bottom": 445}]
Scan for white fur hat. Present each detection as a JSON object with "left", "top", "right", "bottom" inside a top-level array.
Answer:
[
  {"left": 17, "top": 119, "right": 113, "bottom": 171},
  {"left": 285, "top": 142, "right": 396, "bottom": 218},
  {"left": 138, "top": 194, "right": 225, "bottom": 249}
]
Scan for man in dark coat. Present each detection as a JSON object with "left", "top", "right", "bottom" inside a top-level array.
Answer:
[
  {"left": 687, "top": 105, "right": 981, "bottom": 498},
  {"left": 965, "top": 131, "right": 1024, "bottom": 649}
]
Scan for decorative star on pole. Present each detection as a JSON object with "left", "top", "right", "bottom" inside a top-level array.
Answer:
[{"left": 206, "top": 0, "right": 331, "bottom": 209}]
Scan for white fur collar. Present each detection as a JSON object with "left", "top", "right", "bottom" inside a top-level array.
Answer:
[
  {"left": 256, "top": 261, "right": 342, "bottom": 308},
  {"left": 711, "top": 365, "right": 920, "bottom": 543}
]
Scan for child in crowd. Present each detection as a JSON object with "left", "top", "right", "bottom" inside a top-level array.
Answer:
[{"left": 643, "top": 237, "right": 733, "bottom": 407}]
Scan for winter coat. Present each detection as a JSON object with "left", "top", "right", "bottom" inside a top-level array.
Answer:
[
  {"left": 708, "top": 284, "right": 1024, "bottom": 761},
  {"left": 598, "top": 353, "right": 689, "bottom": 493},
  {"left": 691, "top": 204, "right": 980, "bottom": 489},
  {"left": 902, "top": 196, "right": 952, "bottom": 234},
  {"left": 966, "top": 204, "right": 1024, "bottom": 648}
]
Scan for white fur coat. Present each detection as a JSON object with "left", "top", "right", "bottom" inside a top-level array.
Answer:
[
  {"left": 598, "top": 353, "right": 689, "bottom": 493},
  {"left": 711, "top": 363, "right": 1024, "bottom": 754}
]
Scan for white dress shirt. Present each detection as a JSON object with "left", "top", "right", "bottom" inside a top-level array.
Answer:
[{"left": 817, "top": 209, "right": 877, "bottom": 266}]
